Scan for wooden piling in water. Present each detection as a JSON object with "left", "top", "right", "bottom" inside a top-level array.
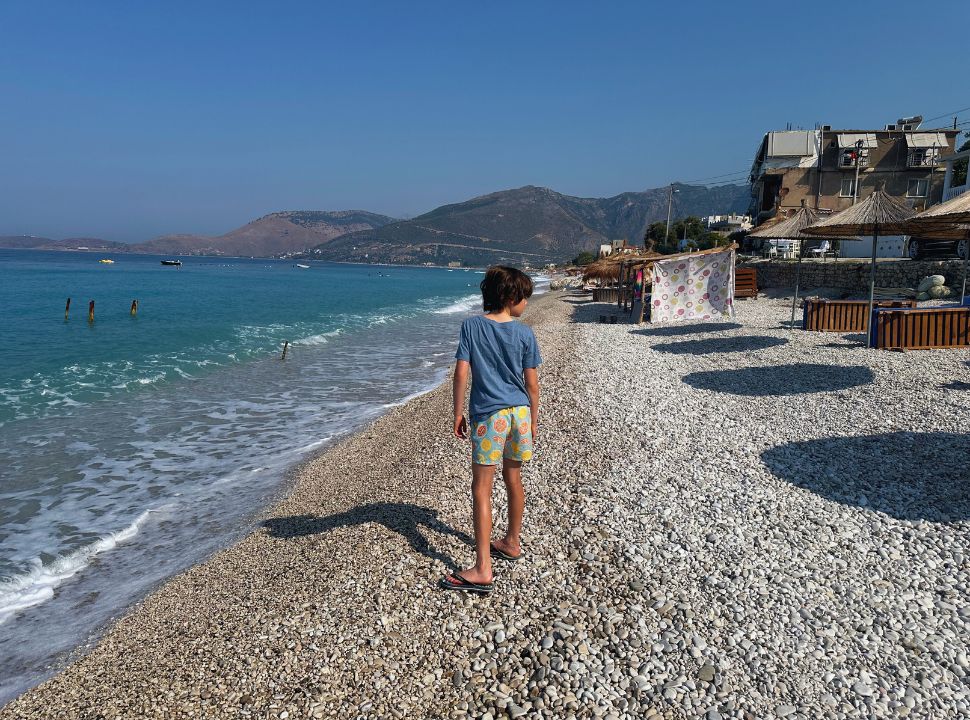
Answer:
[
  {"left": 281, "top": 341, "right": 289, "bottom": 360},
  {"left": 64, "top": 298, "right": 71, "bottom": 320},
  {"left": 130, "top": 300, "right": 138, "bottom": 316},
  {"left": 88, "top": 300, "right": 95, "bottom": 323}
]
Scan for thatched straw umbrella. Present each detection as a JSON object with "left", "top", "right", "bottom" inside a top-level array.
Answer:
[
  {"left": 582, "top": 252, "right": 662, "bottom": 284},
  {"left": 749, "top": 202, "right": 832, "bottom": 327},
  {"left": 896, "top": 191, "right": 970, "bottom": 301},
  {"left": 582, "top": 258, "right": 622, "bottom": 283},
  {"left": 806, "top": 189, "right": 915, "bottom": 347}
]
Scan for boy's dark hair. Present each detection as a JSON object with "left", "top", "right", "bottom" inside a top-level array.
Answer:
[{"left": 480, "top": 266, "right": 534, "bottom": 312}]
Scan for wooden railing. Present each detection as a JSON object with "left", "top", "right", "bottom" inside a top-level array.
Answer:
[
  {"left": 872, "top": 307, "right": 970, "bottom": 350},
  {"left": 803, "top": 298, "right": 917, "bottom": 333}
]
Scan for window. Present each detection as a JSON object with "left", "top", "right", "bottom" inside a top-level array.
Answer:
[
  {"left": 839, "top": 148, "right": 869, "bottom": 168},
  {"left": 907, "top": 148, "right": 939, "bottom": 167},
  {"left": 907, "top": 179, "right": 928, "bottom": 197},
  {"left": 840, "top": 178, "right": 856, "bottom": 197}
]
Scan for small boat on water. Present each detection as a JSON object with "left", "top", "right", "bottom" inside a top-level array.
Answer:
[
  {"left": 296, "top": 263, "right": 310, "bottom": 269},
  {"left": 160, "top": 259, "right": 182, "bottom": 266},
  {"left": 99, "top": 258, "right": 114, "bottom": 264}
]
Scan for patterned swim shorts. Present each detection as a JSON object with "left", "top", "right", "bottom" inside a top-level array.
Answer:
[{"left": 471, "top": 406, "right": 534, "bottom": 466}]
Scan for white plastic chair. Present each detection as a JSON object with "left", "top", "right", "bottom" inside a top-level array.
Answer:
[{"left": 809, "top": 240, "right": 831, "bottom": 259}]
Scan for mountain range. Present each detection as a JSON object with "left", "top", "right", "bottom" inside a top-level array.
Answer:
[
  {"left": 1, "top": 210, "right": 396, "bottom": 258},
  {"left": 307, "top": 184, "right": 749, "bottom": 266},
  {"left": 1, "top": 183, "right": 749, "bottom": 265}
]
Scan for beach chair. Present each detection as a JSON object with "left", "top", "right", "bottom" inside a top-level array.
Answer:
[{"left": 809, "top": 240, "right": 831, "bottom": 260}]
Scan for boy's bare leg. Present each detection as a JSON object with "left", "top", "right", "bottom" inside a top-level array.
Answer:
[
  {"left": 455, "top": 462, "right": 497, "bottom": 584},
  {"left": 493, "top": 458, "right": 524, "bottom": 556}
]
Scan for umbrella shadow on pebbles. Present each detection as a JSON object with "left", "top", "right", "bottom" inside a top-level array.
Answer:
[
  {"left": 634, "top": 322, "right": 743, "bottom": 337},
  {"left": 762, "top": 432, "right": 970, "bottom": 521},
  {"left": 682, "top": 363, "right": 874, "bottom": 396},
  {"left": 653, "top": 336, "right": 789, "bottom": 356},
  {"left": 262, "top": 503, "right": 473, "bottom": 570},
  {"left": 570, "top": 303, "right": 633, "bottom": 325}
]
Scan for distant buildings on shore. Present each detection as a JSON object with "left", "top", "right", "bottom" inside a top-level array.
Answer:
[{"left": 702, "top": 214, "right": 752, "bottom": 234}]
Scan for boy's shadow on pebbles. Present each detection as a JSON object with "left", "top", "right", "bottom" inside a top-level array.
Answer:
[
  {"left": 762, "top": 432, "right": 970, "bottom": 521},
  {"left": 653, "top": 336, "right": 788, "bottom": 355},
  {"left": 682, "top": 363, "right": 873, "bottom": 396},
  {"left": 262, "top": 503, "right": 472, "bottom": 570}
]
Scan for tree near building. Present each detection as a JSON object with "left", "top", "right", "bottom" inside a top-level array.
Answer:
[
  {"left": 571, "top": 250, "right": 596, "bottom": 266},
  {"left": 952, "top": 138, "right": 970, "bottom": 188}
]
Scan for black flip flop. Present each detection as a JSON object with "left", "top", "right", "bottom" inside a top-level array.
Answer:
[
  {"left": 439, "top": 573, "right": 494, "bottom": 594},
  {"left": 490, "top": 543, "right": 524, "bottom": 562}
]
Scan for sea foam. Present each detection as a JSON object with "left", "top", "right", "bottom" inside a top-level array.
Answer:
[
  {"left": 0, "top": 510, "right": 154, "bottom": 625},
  {"left": 433, "top": 294, "right": 481, "bottom": 314}
]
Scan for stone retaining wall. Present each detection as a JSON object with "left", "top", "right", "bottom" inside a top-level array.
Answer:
[{"left": 743, "top": 259, "right": 967, "bottom": 291}]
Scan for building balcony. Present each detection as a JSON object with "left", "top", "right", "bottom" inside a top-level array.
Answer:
[
  {"left": 944, "top": 184, "right": 968, "bottom": 201},
  {"left": 907, "top": 149, "right": 940, "bottom": 168}
]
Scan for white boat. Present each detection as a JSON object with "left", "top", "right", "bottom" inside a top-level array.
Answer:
[{"left": 296, "top": 264, "right": 310, "bottom": 269}]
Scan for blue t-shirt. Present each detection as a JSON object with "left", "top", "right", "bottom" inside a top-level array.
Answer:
[{"left": 455, "top": 315, "right": 542, "bottom": 421}]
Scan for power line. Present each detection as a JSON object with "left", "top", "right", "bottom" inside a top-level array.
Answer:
[
  {"left": 679, "top": 169, "right": 750, "bottom": 184},
  {"left": 924, "top": 105, "right": 970, "bottom": 123}
]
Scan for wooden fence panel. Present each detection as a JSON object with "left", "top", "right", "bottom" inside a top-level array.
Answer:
[
  {"left": 803, "top": 299, "right": 917, "bottom": 332},
  {"left": 592, "top": 288, "right": 620, "bottom": 302},
  {"left": 734, "top": 268, "right": 758, "bottom": 298},
  {"left": 874, "top": 307, "right": 970, "bottom": 350}
]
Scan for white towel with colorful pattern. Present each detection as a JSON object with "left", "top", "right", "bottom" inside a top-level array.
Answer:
[{"left": 650, "top": 249, "right": 735, "bottom": 323}]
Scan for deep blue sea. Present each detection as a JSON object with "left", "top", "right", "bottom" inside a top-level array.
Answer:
[{"left": 0, "top": 250, "right": 546, "bottom": 703}]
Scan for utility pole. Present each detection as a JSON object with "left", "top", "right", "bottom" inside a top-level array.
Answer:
[
  {"left": 665, "top": 184, "right": 678, "bottom": 245},
  {"left": 852, "top": 139, "right": 863, "bottom": 205}
]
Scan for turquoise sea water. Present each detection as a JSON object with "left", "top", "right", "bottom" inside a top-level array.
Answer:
[{"left": 0, "top": 250, "right": 538, "bottom": 703}]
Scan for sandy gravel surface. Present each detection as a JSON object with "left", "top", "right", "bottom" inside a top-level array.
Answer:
[{"left": 2, "top": 291, "right": 967, "bottom": 720}]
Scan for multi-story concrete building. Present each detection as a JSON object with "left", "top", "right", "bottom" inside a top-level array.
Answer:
[
  {"left": 750, "top": 119, "right": 958, "bottom": 220},
  {"left": 749, "top": 117, "right": 959, "bottom": 257}
]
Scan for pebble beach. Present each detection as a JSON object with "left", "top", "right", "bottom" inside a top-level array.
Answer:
[{"left": 1, "top": 291, "right": 968, "bottom": 719}]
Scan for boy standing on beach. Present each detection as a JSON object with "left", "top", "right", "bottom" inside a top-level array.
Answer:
[{"left": 440, "top": 266, "right": 541, "bottom": 595}]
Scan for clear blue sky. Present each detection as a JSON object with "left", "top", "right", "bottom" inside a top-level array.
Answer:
[{"left": 2, "top": 0, "right": 968, "bottom": 241}]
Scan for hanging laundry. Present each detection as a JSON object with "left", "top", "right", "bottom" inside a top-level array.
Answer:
[{"left": 650, "top": 249, "right": 735, "bottom": 323}]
